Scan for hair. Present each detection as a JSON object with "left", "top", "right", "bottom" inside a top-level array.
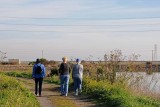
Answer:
[
  {"left": 36, "top": 58, "right": 40, "bottom": 64},
  {"left": 62, "top": 57, "right": 67, "bottom": 62}
]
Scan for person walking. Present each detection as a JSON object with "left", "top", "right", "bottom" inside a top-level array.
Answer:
[
  {"left": 72, "top": 58, "right": 83, "bottom": 96},
  {"left": 59, "top": 57, "right": 71, "bottom": 96},
  {"left": 32, "top": 58, "right": 46, "bottom": 97}
]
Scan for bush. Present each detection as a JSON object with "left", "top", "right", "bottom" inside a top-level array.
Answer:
[
  {"left": 50, "top": 68, "right": 59, "bottom": 76},
  {"left": 46, "top": 75, "right": 60, "bottom": 84}
]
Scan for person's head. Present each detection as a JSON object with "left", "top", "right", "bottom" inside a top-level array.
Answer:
[
  {"left": 62, "top": 57, "right": 67, "bottom": 63},
  {"left": 36, "top": 58, "right": 41, "bottom": 64},
  {"left": 76, "top": 58, "right": 81, "bottom": 64}
]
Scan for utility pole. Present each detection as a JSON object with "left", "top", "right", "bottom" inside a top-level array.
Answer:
[
  {"left": 154, "top": 44, "right": 157, "bottom": 61},
  {"left": 42, "top": 50, "right": 44, "bottom": 59},
  {"left": 152, "top": 44, "right": 158, "bottom": 61},
  {"left": 152, "top": 50, "right": 154, "bottom": 61}
]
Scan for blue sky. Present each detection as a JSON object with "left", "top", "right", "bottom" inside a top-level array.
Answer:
[{"left": 0, "top": 0, "right": 160, "bottom": 61}]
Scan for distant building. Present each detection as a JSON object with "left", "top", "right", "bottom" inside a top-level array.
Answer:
[
  {"left": 8, "top": 59, "right": 21, "bottom": 65},
  {"left": 21, "top": 61, "right": 30, "bottom": 65}
]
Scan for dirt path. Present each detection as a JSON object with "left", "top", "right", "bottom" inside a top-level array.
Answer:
[{"left": 18, "top": 78, "right": 96, "bottom": 107}]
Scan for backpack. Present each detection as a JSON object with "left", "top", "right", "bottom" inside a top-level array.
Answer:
[{"left": 35, "top": 65, "right": 42, "bottom": 74}]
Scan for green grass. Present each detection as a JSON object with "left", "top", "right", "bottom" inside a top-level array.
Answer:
[
  {"left": 83, "top": 77, "right": 160, "bottom": 107},
  {"left": 44, "top": 75, "right": 60, "bottom": 84},
  {"left": 0, "top": 71, "right": 32, "bottom": 78},
  {"left": 0, "top": 73, "right": 40, "bottom": 107}
]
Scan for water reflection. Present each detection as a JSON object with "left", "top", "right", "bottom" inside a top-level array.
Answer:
[{"left": 117, "top": 72, "right": 160, "bottom": 93}]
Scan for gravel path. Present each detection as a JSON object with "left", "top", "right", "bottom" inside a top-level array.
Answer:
[{"left": 18, "top": 78, "right": 97, "bottom": 107}]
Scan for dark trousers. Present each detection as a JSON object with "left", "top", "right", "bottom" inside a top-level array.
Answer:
[{"left": 35, "top": 78, "right": 43, "bottom": 95}]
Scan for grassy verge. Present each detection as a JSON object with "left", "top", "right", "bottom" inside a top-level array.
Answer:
[
  {"left": 1, "top": 71, "right": 32, "bottom": 78},
  {"left": 83, "top": 77, "right": 160, "bottom": 107},
  {"left": 0, "top": 73, "right": 40, "bottom": 107}
]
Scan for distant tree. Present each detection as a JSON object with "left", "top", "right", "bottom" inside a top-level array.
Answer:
[
  {"left": 40, "top": 58, "right": 47, "bottom": 64},
  {"left": 28, "top": 61, "right": 35, "bottom": 65},
  {"left": 28, "top": 58, "right": 58, "bottom": 66}
]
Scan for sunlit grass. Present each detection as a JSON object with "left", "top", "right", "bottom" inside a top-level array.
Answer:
[
  {"left": 50, "top": 96, "right": 77, "bottom": 107},
  {"left": 0, "top": 73, "right": 40, "bottom": 107}
]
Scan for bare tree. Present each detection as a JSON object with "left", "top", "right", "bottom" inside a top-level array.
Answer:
[
  {"left": 103, "top": 50, "right": 128, "bottom": 83},
  {"left": 0, "top": 51, "right": 7, "bottom": 63}
]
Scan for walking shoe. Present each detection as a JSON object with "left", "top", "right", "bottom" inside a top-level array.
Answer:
[
  {"left": 74, "top": 93, "right": 78, "bottom": 96},
  {"left": 65, "top": 94, "right": 68, "bottom": 97},
  {"left": 79, "top": 90, "right": 82, "bottom": 95},
  {"left": 60, "top": 93, "right": 64, "bottom": 96}
]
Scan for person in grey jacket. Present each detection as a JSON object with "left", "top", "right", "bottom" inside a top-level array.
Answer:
[{"left": 72, "top": 58, "right": 83, "bottom": 96}]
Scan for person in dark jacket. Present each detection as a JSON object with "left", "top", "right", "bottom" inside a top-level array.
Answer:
[
  {"left": 59, "top": 57, "right": 71, "bottom": 96},
  {"left": 32, "top": 58, "right": 46, "bottom": 97}
]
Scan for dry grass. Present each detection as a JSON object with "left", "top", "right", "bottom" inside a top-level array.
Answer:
[{"left": 50, "top": 96, "right": 77, "bottom": 107}]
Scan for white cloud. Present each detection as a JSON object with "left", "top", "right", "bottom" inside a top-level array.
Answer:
[
  {"left": 0, "top": 0, "right": 26, "bottom": 4},
  {"left": 0, "top": 18, "right": 159, "bottom": 33},
  {"left": 0, "top": 0, "right": 84, "bottom": 18}
]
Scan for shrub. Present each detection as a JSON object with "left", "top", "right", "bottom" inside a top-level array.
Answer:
[{"left": 50, "top": 68, "right": 59, "bottom": 76}]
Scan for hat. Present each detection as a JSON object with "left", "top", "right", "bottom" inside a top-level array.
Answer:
[
  {"left": 76, "top": 58, "right": 80, "bottom": 63},
  {"left": 36, "top": 58, "right": 40, "bottom": 63}
]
